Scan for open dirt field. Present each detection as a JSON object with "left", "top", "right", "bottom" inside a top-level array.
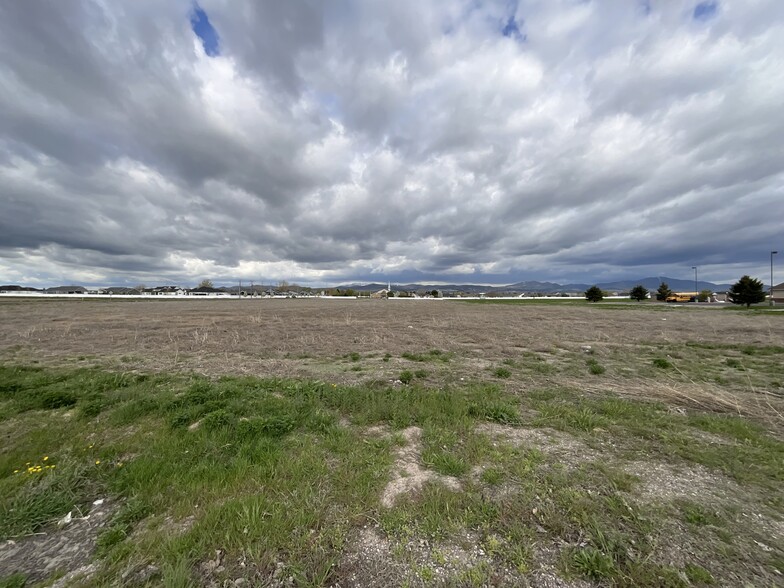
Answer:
[
  {"left": 1, "top": 298, "right": 783, "bottom": 587},
  {"left": 1, "top": 298, "right": 783, "bottom": 423}
]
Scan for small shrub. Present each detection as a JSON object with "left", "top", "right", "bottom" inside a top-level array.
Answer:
[
  {"left": 652, "top": 358, "right": 673, "bottom": 369},
  {"left": 399, "top": 370, "right": 414, "bottom": 384},
  {"left": 725, "top": 358, "right": 742, "bottom": 369},
  {"left": 349, "top": 352, "right": 361, "bottom": 362},
  {"left": 414, "top": 369, "right": 428, "bottom": 379},
  {"left": 382, "top": 353, "right": 391, "bottom": 362},
  {"left": 493, "top": 367, "right": 512, "bottom": 378}
]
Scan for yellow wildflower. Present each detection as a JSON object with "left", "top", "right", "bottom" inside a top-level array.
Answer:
[
  {"left": 43, "top": 456, "right": 49, "bottom": 461},
  {"left": 95, "top": 460, "right": 101, "bottom": 465}
]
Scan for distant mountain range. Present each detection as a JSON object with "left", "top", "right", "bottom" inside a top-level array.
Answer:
[{"left": 341, "top": 277, "right": 733, "bottom": 294}]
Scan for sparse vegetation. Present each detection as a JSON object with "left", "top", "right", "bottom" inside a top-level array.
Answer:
[{"left": 0, "top": 299, "right": 782, "bottom": 586}]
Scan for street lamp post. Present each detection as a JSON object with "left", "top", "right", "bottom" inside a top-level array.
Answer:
[
  {"left": 772, "top": 251, "right": 778, "bottom": 306},
  {"left": 691, "top": 266, "right": 698, "bottom": 301}
]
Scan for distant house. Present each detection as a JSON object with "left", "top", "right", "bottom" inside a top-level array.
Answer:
[
  {"left": 0, "top": 285, "right": 39, "bottom": 293},
  {"left": 102, "top": 287, "right": 141, "bottom": 295},
  {"left": 146, "top": 286, "right": 186, "bottom": 296},
  {"left": 46, "top": 286, "right": 87, "bottom": 294},
  {"left": 188, "top": 286, "right": 224, "bottom": 296},
  {"left": 772, "top": 282, "right": 784, "bottom": 304}
]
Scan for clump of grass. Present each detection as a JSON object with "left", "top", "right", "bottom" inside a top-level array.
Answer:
[
  {"left": 468, "top": 400, "right": 520, "bottom": 425},
  {"left": 676, "top": 500, "right": 724, "bottom": 527},
  {"left": 0, "top": 574, "right": 27, "bottom": 588},
  {"left": 0, "top": 457, "right": 99, "bottom": 539},
  {"left": 97, "top": 497, "right": 151, "bottom": 554},
  {"left": 425, "top": 452, "right": 469, "bottom": 477},
  {"left": 535, "top": 404, "right": 606, "bottom": 432},
  {"left": 480, "top": 468, "right": 504, "bottom": 486},
  {"left": 399, "top": 370, "right": 414, "bottom": 384},
  {"left": 401, "top": 349, "right": 452, "bottom": 363},
  {"left": 725, "top": 358, "right": 742, "bottom": 369},
  {"left": 586, "top": 359, "right": 606, "bottom": 375},
  {"left": 685, "top": 564, "right": 715, "bottom": 584},
  {"left": 348, "top": 352, "right": 361, "bottom": 362},
  {"left": 493, "top": 367, "right": 512, "bottom": 378},
  {"left": 382, "top": 353, "right": 391, "bottom": 362},
  {"left": 652, "top": 358, "right": 672, "bottom": 369},
  {"left": 79, "top": 395, "right": 105, "bottom": 419},
  {"left": 569, "top": 547, "right": 616, "bottom": 580},
  {"left": 414, "top": 369, "right": 428, "bottom": 379}
]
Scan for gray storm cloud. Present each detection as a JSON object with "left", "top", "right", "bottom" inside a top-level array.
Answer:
[{"left": 0, "top": 0, "right": 782, "bottom": 287}]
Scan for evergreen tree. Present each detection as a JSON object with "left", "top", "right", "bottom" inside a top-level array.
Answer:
[
  {"left": 630, "top": 285, "right": 649, "bottom": 301},
  {"left": 656, "top": 282, "right": 673, "bottom": 301},
  {"left": 727, "top": 275, "right": 766, "bottom": 308},
  {"left": 585, "top": 285, "right": 604, "bottom": 302}
]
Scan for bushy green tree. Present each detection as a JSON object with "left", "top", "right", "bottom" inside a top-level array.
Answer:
[
  {"left": 697, "top": 289, "right": 712, "bottom": 302},
  {"left": 630, "top": 285, "right": 649, "bottom": 301},
  {"left": 198, "top": 279, "right": 214, "bottom": 288},
  {"left": 727, "top": 275, "right": 766, "bottom": 308},
  {"left": 585, "top": 285, "right": 604, "bottom": 302},
  {"left": 656, "top": 282, "right": 673, "bottom": 301}
]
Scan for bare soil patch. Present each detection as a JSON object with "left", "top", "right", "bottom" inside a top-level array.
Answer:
[
  {"left": 368, "top": 426, "right": 461, "bottom": 508},
  {"left": 0, "top": 498, "right": 113, "bottom": 584}
]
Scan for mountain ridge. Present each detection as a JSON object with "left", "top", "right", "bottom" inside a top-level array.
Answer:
[{"left": 340, "top": 277, "right": 733, "bottom": 293}]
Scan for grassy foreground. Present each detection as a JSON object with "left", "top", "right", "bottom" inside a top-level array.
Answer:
[{"left": 0, "top": 363, "right": 782, "bottom": 587}]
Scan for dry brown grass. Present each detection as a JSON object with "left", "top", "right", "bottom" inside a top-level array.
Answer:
[{"left": 1, "top": 298, "right": 782, "bottom": 428}]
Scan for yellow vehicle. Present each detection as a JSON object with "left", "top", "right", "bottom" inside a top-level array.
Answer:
[{"left": 666, "top": 293, "right": 696, "bottom": 303}]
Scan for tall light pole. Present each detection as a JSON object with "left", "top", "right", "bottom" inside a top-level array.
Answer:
[
  {"left": 772, "top": 251, "right": 778, "bottom": 306},
  {"left": 691, "top": 266, "right": 698, "bottom": 300}
]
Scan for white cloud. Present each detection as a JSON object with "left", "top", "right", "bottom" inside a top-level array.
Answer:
[{"left": 0, "top": 0, "right": 782, "bottom": 287}]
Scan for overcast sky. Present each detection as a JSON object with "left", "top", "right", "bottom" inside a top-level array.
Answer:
[{"left": 1, "top": 1, "right": 782, "bottom": 287}]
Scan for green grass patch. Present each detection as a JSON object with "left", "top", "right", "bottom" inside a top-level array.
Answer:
[
  {"left": 652, "top": 358, "right": 673, "bottom": 369},
  {"left": 1, "top": 363, "right": 782, "bottom": 586},
  {"left": 401, "top": 349, "right": 452, "bottom": 363},
  {"left": 586, "top": 358, "right": 606, "bottom": 375}
]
